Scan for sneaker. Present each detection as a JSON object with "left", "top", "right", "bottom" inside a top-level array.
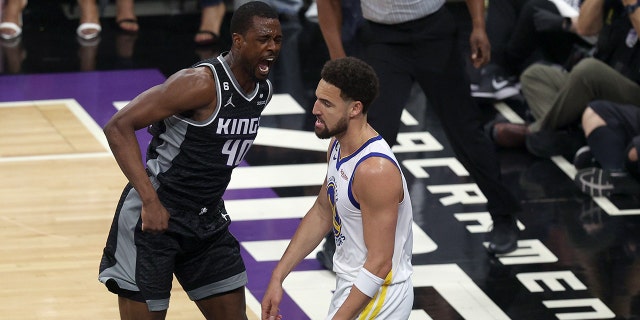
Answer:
[
  {"left": 525, "top": 129, "right": 586, "bottom": 159},
  {"left": 471, "top": 64, "right": 520, "bottom": 100},
  {"left": 574, "top": 167, "right": 640, "bottom": 197},
  {"left": 572, "top": 146, "right": 599, "bottom": 169},
  {"left": 486, "top": 215, "right": 519, "bottom": 254}
]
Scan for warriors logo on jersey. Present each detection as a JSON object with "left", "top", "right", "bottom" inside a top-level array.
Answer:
[{"left": 326, "top": 176, "right": 345, "bottom": 246}]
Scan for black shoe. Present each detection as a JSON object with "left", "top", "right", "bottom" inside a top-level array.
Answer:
[
  {"left": 574, "top": 168, "right": 640, "bottom": 197},
  {"left": 471, "top": 64, "right": 520, "bottom": 100},
  {"left": 485, "top": 119, "right": 529, "bottom": 148},
  {"left": 486, "top": 216, "right": 519, "bottom": 254},
  {"left": 572, "top": 146, "right": 599, "bottom": 169},
  {"left": 525, "top": 129, "right": 585, "bottom": 159}
]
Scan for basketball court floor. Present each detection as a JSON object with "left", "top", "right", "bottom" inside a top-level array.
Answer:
[{"left": 1, "top": 1, "right": 640, "bottom": 319}]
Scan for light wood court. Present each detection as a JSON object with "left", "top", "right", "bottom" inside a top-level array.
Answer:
[{"left": 0, "top": 100, "right": 260, "bottom": 319}]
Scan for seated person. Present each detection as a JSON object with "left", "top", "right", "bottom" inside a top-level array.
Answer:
[
  {"left": 473, "top": 0, "right": 594, "bottom": 100},
  {"left": 574, "top": 100, "right": 640, "bottom": 197},
  {"left": 488, "top": 0, "right": 640, "bottom": 160}
]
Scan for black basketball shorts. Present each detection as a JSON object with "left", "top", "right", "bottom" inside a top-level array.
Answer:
[{"left": 98, "top": 183, "right": 247, "bottom": 311}]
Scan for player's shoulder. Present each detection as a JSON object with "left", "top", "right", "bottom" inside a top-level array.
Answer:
[
  {"left": 356, "top": 147, "right": 399, "bottom": 178},
  {"left": 166, "top": 66, "right": 215, "bottom": 89}
]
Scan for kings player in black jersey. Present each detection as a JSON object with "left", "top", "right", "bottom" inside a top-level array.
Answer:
[{"left": 97, "top": 2, "right": 282, "bottom": 319}]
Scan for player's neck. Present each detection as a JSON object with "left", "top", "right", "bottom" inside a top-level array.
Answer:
[
  {"left": 224, "top": 52, "right": 256, "bottom": 95},
  {"left": 337, "top": 123, "right": 375, "bottom": 158}
]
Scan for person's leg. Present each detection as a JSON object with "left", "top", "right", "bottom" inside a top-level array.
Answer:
[
  {"left": 116, "top": 0, "right": 138, "bottom": 33},
  {"left": 416, "top": 7, "right": 521, "bottom": 253},
  {"left": 582, "top": 104, "right": 627, "bottom": 170},
  {"left": 175, "top": 202, "right": 249, "bottom": 317},
  {"left": 99, "top": 185, "right": 177, "bottom": 319},
  {"left": 118, "top": 297, "right": 167, "bottom": 320},
  {"left": 575, "top": 100, "right": 640, "bottom": 196},
  {"left": 195, "top": 287, "right": 248, "bottom": 320},
  {"left": 362, "top": 41, "right": 415, "bottom": 145},
  {"left": 471, "top": 0, "right": 526, "bottom": 99},
  {"left": 581, "top": 105, "right": 607, "bottom": 137},
  {"left": 519, "top": 63, "right": 568, "bottom": 125},
  {"left": 519, "top": 63, "right": 582, "bottom": 158},
  {"left": 195, "top": 0, "right": 225, "bottom": 45},
  {"left": 537, "top": 58, "right": 640, "bottom": 131},
  {"left": 77, "top": 0, "right": 101, "bottom": 39},
  {"left": 0, "top": 0, "right": 26, "bottom": 39}
]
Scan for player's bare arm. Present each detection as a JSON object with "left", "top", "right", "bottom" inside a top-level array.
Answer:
[
  {"left": 575, "top": 0, "right": 605, "bottom": 36},
  {"left": 262, "top": 141, "right": 337, "bottom": 319},
  {"left": 317, "top": 0, "right": 347, "bottom": 60},
  {"left": 103, "top": 66, "right": 218, "bottom": 232},
  {"left": 331, "top": 156, "right": 402, "bottom": 319}
]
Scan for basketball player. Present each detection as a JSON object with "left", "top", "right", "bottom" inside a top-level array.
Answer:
[
  {"left": 97, "top": 2, "right": 282, "bottom": 319},
  {"left": 261, "top": 57, "right": 414, "bottom": 319}
]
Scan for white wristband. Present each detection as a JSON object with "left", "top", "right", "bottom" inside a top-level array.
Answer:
[{"left": 353, "top": 268, "right": 384, "bottom": 298}]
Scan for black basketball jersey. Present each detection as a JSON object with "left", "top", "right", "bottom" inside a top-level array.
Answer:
[{"left": 145, "top": 54, "right": 273, "bottom": 211}]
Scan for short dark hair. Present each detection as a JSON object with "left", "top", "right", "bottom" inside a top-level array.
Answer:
[
  {"left": 320, "top": 57, "right": 379, "bottom": 114},
  {"left": 230, "top": 1, "right": 279, "bottom": 36}
]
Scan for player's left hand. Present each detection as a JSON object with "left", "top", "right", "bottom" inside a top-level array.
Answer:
[{"left": 469, "top": 28, "right": 491, "bottom": 68}]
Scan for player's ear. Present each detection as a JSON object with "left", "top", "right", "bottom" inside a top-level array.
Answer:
[
  {"left": 350, "top": 101, "right": 363, "bottom": 117},
  {"left": 231, "top": 33, "right": 242, "bottom": 46}
]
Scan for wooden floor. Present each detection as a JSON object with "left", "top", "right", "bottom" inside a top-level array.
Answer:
[{"left": 0, "top": 100, "right": 261, "bottom": 319}]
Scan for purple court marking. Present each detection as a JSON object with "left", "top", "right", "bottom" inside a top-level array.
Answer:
[
  {"left": 1, "top": 71, "right": 316, "bottom": 318},
  {"left": 0, "top": 70, "right": 165, "bottom": 126}
]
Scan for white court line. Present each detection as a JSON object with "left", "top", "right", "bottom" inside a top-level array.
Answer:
[
  {"left": 0, "top": 99, "right": 111, "bottom": 162},
  {"left": 401, "top": 109, "right": 419, "bottom": 126},
  {"left": 494, "top": 101, "right": 525, "bottom": 124},
  {"left": 255, "top": 127, "right": 330, "bottom": 151},
  {"left": 494, "top": 102, "right": 640, "bottom": 216}
]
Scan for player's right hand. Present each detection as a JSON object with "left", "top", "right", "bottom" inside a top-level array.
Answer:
[{"left": 140, "top": 201, "right": 170, "bottom": 233}]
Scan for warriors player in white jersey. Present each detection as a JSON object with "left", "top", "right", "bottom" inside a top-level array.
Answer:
[{"left": 261, "top": 57, "right": 414, "bottom": 320}]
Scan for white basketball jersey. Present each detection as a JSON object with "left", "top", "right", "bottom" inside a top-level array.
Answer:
[{"left": 327, "top": 135, "right": 413, "bottom": 285}]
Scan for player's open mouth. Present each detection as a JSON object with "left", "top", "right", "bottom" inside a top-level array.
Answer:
[{"left": 258, "top": 57, "right": 274, "bottom": 75}]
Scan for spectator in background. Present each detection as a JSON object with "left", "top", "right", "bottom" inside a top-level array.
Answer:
[
  {"left": 488, "top": 0, "right": 640, "bottom": 161},
  {"left": 472, "top": 0, "right": 595, "bottom": 100}
]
